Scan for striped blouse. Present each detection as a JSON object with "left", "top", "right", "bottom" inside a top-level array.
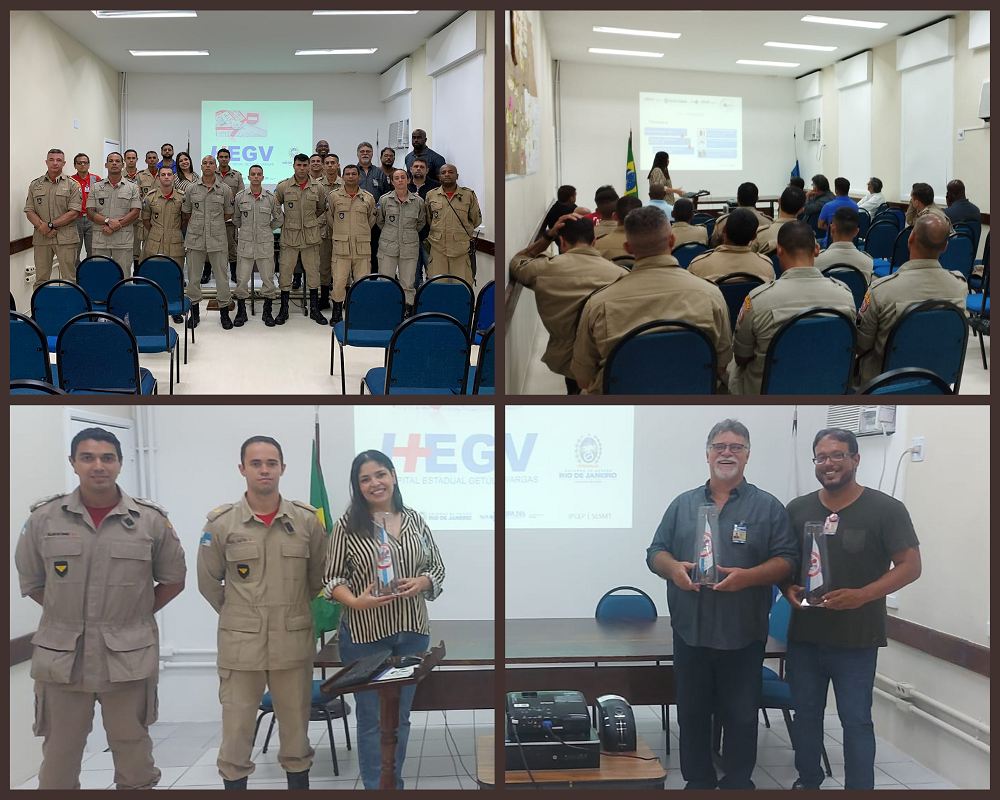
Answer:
[
  {"left": 322, "top": 507, "right": 446, "bottom": 644},
  {"left": 648, "top": 167, "right": 673, "bottom": 191}
]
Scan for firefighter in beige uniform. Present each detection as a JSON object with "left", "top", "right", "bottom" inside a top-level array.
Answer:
[
  {"left": 377, "top": 169, "right": 428, "bottom": 311},
  {"left": 141, "top": 167, "right": 186, "bottom": 263},
  {"left": 327, "top": 164, "right": 377, "bottom": 324},
  {"left": 14, "top": 427, "right": 186, "bottom": 790},
  {"left": 425, "top": 164, "right": 483, "bottom": 286},
  {"left": 122, "top": 151, "right": 143, "bottom": 268},
  {"left": 88, "top": 153, "right": 143, "bottom": 271},
  {"left": 710, "top": 183, "right": 773, "bottom": 247},
  {"left": 216, "top": 148, "right": 245, "bottom": 283},
  {"left": 751, "top": 186, "right": 805, "bottom": 256},
  {"left": 318, "top": 154, "right": 344, "bottom": 309},
  {"left": 183, "top": 156, "right": 235, "bottom": 329},
  {"left": 232, "top": 165, "right": 284, "bottom": 327},
  {"left": 197, "top": 436, "right": 328, "bottom": 790},
  {"left": 23, "top": 150, "right": 83, "bottom": 282},
  {"left": 136, "top": 153, "right": 161, "bottom": 267},
  {"left": 688, "top": 208, "right": 775, "bottom": 283}
]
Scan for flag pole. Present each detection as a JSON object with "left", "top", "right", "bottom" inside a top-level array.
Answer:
[{"left": 314, "top": 405, "right": 320, "bottom": 462}]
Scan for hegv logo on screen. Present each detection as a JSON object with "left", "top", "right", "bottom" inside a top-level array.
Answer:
[{"left": 381, "top": 433, "right": 494, "bottom": 473}]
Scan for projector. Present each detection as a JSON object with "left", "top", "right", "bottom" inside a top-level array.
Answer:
[{"left": 505, "top": 691, "right": 592, "bottom": 742}]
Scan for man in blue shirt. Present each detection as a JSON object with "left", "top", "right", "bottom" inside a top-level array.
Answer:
[
  {"left": 156, "top": 142, "right": 178, "bottom": 174},
  {"left": 943, "top": 180, "right": 981, "bottom": 226},
  {"left": 646, "top": 183, "right": 674, "bottom": 220},
  {"left": 817, "top": 177, "right": 858, "bottom": 248}
]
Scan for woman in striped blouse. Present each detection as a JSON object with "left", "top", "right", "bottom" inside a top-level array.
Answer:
[{"left": 324, "top": 450, "right": 446, "bottom": 790}]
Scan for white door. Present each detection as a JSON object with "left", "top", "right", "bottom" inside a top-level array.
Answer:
[{"left": 64, "top": 408, "right": 137, "bottom": 497}]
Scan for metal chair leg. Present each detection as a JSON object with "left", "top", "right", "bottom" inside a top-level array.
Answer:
[
  {"left": 262, "top": 716, "right": 276, "bottom": 753},
  {"left": 320, "top": 706, "right": 340, "bottom": 777},
  {"left": 252, "top": 710, "right": 268, "bottom": 746},
  {"left": 341, "top": 697, "right": 352, "bottom": 750}
]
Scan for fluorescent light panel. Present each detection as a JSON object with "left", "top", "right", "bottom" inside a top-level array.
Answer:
[
  {"left": 295, "top": 48, "right": 378, "bottom": 55},
  {"left": 593, "top": 25, "right": 680, "bottom": 40},
  {"left": 589, "top": 47, "right": 664, "bottom": 58},
  {"left": 764, "top": 41, "right": 837, "bottom": 52},
  {"left": 129, "top": 49, "right": 208, "bottom": 56},
  {"left": 93, "top": 11, "right": 197, "bottom": 18},
  {"left": 312, "top": 10, "right": 418, "bottom": 15},
  {"left": 801, "top": 15, "right": 887, "bottom": 29},
  {"left": 736, "top": 59, "right": 800, "bottom": 67}
]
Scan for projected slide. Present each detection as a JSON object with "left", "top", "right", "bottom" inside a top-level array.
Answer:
[
  {"left": 201, "top": 100, "right": 313, "bottom": 186},
  {"left": 639, "top": 92, "right": 742, "bottom": 171},
  {"left": 354, "top": 406, "right": 494, "bottom": 531},
  {"left": 505, "top": 406, "right": 634, "bottom": 530}
]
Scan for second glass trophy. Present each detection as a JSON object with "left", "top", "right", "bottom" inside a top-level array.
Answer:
[
  {"left": 373, "top": 512, "right": 402, "bottom": 596},
  {"left": 692, "top": 504, "right": 720, "bottom": 586}
]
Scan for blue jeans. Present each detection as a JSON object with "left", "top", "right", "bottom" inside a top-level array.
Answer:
[
  {"left": 786, "top": 641, "right": 878, "bottom": 789},
  {"left": 673, "top": 632, "right": 765, "bottom": 789},
  {"left": 337, "top": 624, "right": 429, "bottom": 789}
]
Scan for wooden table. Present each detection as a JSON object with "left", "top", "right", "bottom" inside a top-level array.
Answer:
[
  {"left": 315, "top": 620, "right": 495, "bottom": 710},
  {"left": 691, "top": 194, "right": 781, "bottom": 218}
]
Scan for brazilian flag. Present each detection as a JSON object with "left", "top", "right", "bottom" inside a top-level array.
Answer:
[
  {"left": 310, "top": 418, "right": 341, "bottom": 640},
  {"left": 625, "top": 130, "right": 638, "bottom": 197}
]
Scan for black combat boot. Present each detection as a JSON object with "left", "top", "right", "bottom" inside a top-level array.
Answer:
[
  {"left": 187, "top": 303, "right": 200, "bottom": 329},
  {"left": 262, "top": 298, "right": 276, "bottom": 327},
  {"left": 309, "top": 288, "right": 328, "bottom": 325},
  {"left": 219, "top": 306, "right": 234, "bottom": 330},
  {"left": 200, "top": 262, "right": 212, "bottom": 284},
  {"left": 223, "top": 777, "right": 247, "bottom": 789},
  {"left": 233, "top": 299, "right": 248, "bottom": 327},
  {"left": 330, "top": 300, "right": 344, "bottom": 326},
  {"left": 319, "top": 285, "right": 331, "bottom": 310},
  {"left": 274, "top": 291, "right": 290, "bottom": 325},
  {"left": 286, "top": 770, "right": 310, "bottom": 790}
]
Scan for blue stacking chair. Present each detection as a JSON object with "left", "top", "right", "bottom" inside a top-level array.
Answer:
[
  {"left": 107, "top": 277, "right": 180, "bottom": 394},
  {"left": 966, "top": 253, "right": 990, "bottom": 371},
  {"left": 603, "top": 319, "right": 718, "bottom": 395},
  {"left": 255, "top": 684, "right": 351, "bottom": 777},
  {"left": 856, "top": 208, "right": 871, "bottom": 245},
  {"left": 56, "top": 312, "right": 157, "bottom": 395},
  {"left": 30, "top": 280, "right": 91, "bottom": 352},
  {"left": 137, "top": 255, "right": 192, "bottom": 364},
  {"left": 870, "top": 209, "right": 897, "bottom": 230},
  {"left": 969, "top": 231, "right": 989, "bottom": 293},
  {"left": 414, "top": 274, "right": 474, "bottom": 332},
  {"left": 889, "top": 207, "right": 906, "bottom": 229},
  {"left": 612, "top": 254, "right": 634, "bottom": 270},
  {"left": 820, "top": 264, "right": 869, "bottom": 311},
  {"left": 768, "top": 250, "right": 782, "bottom": 279},
  {"left": 362, "top": 312, "right": 469, "bottom": 395},
  {"left": 331, "top": 275, "right": 405, "bottom": 394},
  {"left": 9, "top": 293, "right": 15, "bottom": 311},
  {"left": 760, "top": 307, "right": 856, "bottom": 395},
  {"left": 890, "top": 226, "right": 913, "bottom": 268},
  {"left": 472, "top": 279, "right": 495, "bottom": 345},
  {"left": 11, "top": 312, "right": 53, "bottom": 384},
  {"left": 466, "top": 324, "right": 494, "bottom": 394},
  {"left": 803, "top": 211, "right": 822, "bottom": 240},
  {"left": 76, "top": 256, "right": 124, "bottom": 308},
  {"left": 938, "top": 233, "right": 976, "bottom": 282},
  {"left": 672, "top": 242, "right": 709, "bottom": 268},
  {"left": 858, "top": 367, "right": 954, "bottom": 395},
  {"left": 882, "top": 300, "right": 968, "bottom": 392},
  {"left": 716, "top": 273, "right": 766, "bottom": 333},
  {"left": 954, "top": 220, "right": 982, "bottom": 254},
  {"left": 862, "top": 218, "right": 898, "bottom": 262},
  {"left": 10, "top": 379, "right": 67, "bottom": 395}
]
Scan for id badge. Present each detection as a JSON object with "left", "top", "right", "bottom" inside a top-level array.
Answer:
[
  {"left": 732, "top": 522, "right": 747, "bottom": 544},
  {"left": 823, "top": 513, "right": 839, "bottom": 535}
]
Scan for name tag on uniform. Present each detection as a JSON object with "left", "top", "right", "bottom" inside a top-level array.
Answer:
[
  {"left": 283, "top": 521, "right": 295, "bottom": 534},
  {"left": 823, "top": 513, "right": 839, "bottom": 535},
  {"left": 732, "top": 522, "right": 747, "bottom": 544}
]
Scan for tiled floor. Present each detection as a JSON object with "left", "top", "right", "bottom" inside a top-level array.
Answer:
[{"left": 14, "top": 708, "right": 492, "bottom": 790}]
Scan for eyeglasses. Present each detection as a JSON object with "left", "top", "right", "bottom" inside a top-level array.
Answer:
[
  {"left": 75, "top": 160, "right": 89, "bottom": 165},
  {"left": 812, "top": 452, "right": 854, "bottom": 465},
  {"left": 709, "top": 443, "right": 747, "bottom": 454}
]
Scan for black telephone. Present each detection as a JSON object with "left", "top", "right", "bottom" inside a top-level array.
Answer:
[{"left": 596, "top": 694, "right": 637, "bottom": 752}]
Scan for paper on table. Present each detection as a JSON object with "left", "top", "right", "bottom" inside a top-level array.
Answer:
[{"left": 375, "top": 666, "right": 415, "bottom": 681}]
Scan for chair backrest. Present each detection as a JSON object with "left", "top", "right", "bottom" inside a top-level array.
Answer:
[
  {"left": 672, "top": 242, "right": 708, "bottom": 268},
  {"left": 715, "top": 272, "right": 766, "bottom": 332},
  {"left": 938, "top": 233, "right": 976, "bottom": 281},
  {"left": 856, "top": 208, "right": 871, "bottom": 241},
  {"left": 603, "top": 319, "right": 718, "bottom": 395},
  {"left": 10, "top": 292, "right": 16, "bottom": 311},
  {"left": 30, "top": 280, "right": 92, "bottom": 339},
  {"left": 803, "top": 211, "right": 822, "bottom": 239},
  {"left": 760, "top": 307, "right": 856, "bottom": 395},
  {"left": 871, "top": 210, "right": 898, "bottom": 230},
  {"left": 891, "top": 226, "right": 913, "bottom": 268},
  {"left": 873, "top": 203, "right": 890, "bottom": 219},
  {"left": 472, "top": 279, "right": 495, "bottom": 336},
  {"left": 768, "top": 250, "right": 782, "bottom": 279},
  {"left": 889, "top": 207, "right": 906, "bottom": 229},
  {"left": 10, "top": 379, "right": 67, "bottom": 395},
  {"left": 472, "top": 324, "right": 495, "bottom": 394},
  {"left": 612, "top": 255, "right": 634, "bottom": 269},
  {"left": 106, "top": 277, "right": 171, "bottom": 343},
  {"left": 820, "top": 264, "right": 868, "bottom": 311},
  {"left": 595, "top": 586, "right": 658, "bottom": 621},
  {"left": 56, "top": 312, "right": 142, "bottom": 394},
  {"left": 76, "top": 256, "right": 124, "bottom": 305},
  {"left": 414, "top": 274, "right": 474, "bottom": 332},
  {"left": 858, "top": 367, "right": 954, "bottom": 395},
  {"left": 954, "top": 220, "right": 982, "bottom": 253},
  {"left": 768, "top": 595, "right": 792, "bottom": 644},
  {"left": 882, "top": 299, "right": 969, "bottom": 390},
  {"left": 344, "top": 274, "right": 405, "bottom": 334},
  {"left": 384, "top": 312, "right": 470, "bottom": 394},
  {"left": 10, "top": 312, "right": 53, "bottom": 383},
  {"left": 863, "top": 219, "right": 899, "bottom": 261},
  {"left": 136, "top": 255, "right": 185, "bottom": 305}
]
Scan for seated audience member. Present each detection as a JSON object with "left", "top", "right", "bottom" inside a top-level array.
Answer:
[
  {"left": 729, "top": 221, "right": 856, "bottom": 395},
  {"left": 904, "top": 183, "right": 954, "bottom": 233},
  {"left": 710, "top": 182, "right": 773, "bottom": 246},
  {"left": 585, "top": 185, "right": 620, "bottom": 239},
  {"left": 753, "top": 186, "right": 805, "bottom": 255},
  {"left": 817, "top": 177, "right": 858, "bottom": 248},
  {"left": 543, "top": 185, "right": 589, "bottom": 232},
  {"left": 596, "top": 196, "right": 643, "bottom": 260},
  {"left": 856, "top": 214, "right": 968, "bottom": 386},
  {"left": 646, "top": 183, "right": 674, "bottom": 218},
  {"left": 789, "top": 176, "right": 806, "bottom": 191},
  {"left": 689, "top": 208, "right": 774, "bottom": 283},
  {"left": 857, "top": 177, "right": 886, "bottom": 214},
  {"left": 815, "top": 206, "right": 874, "bottom": 281},
  {"left": 670, "top": 198, "right": 709, "bottom": 247},
  {"left": 572, "top": 206, "right": 732, "bottom": 394},
  {"left": 801, "top": 174, "right": 835, "bottom": 219},
  {"left": 510, "top": 215, "right": 627, "bottom": 395},
  {"left": 943, "top": 180, "right": 981, "bottom": 227}
]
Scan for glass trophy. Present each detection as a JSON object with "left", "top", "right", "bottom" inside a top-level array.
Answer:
[
  {"left": 692, "top": 504, "right": 720, "bottom": 586},
  {"left": 800, "top": 521, "right": 832, "bottom": 607},
  {"left": 372, "top": 512, "right": 401, "bottom": 597}
]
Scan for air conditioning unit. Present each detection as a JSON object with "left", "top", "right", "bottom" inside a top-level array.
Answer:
[
  {"left": 827, "top": 405, "right": 896, "bottom": 437},
  {"left": 979, "top": 80, "right": 990, "bottom": 122},
  {"left": 803, "top": 118, "right": 822, "bottom": 141}
]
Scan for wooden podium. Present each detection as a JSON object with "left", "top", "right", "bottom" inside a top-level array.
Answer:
[{"left": 320, "top": 641, "right": 447, "bottom": 790}]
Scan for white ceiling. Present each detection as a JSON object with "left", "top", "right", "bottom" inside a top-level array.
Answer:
[
  {"left": 542, "top": 10, "right": 954, "bottom": 77},
  {"left": 39, "top": 10, "right": 463, "bottom": 74}
]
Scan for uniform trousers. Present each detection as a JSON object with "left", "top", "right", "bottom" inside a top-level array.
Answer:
[
  {"left": 76, "top": 216, "right": 94, "bottom": 267},
  {"left": 235, "top": 256, "right": 278, "bottom": 300},
  {"left": 132, "top": 221, "right": 144, "bottom": 263},
  {"left": 33, "top": 242, "right": 79, "bottom": 283},
  {"left": 92, "top": 247, "right": 135, "bottom": 273},
  {"left": 185, "top": 249, "right": 231, "bottom": 304},
  {"left": 333, "top": 256, "right": 371, "bottom": 302},
  {"left": 278, "top": 244, "right": 320, "bottom": 291},
  {"left": 378, "top": 254, "right": 419, "bottom": 305},
  {"left": 225, "top": 222, "right": 238, "bottom": 263},
  {"left": 217, "top": 665, "right": 314, "bottom": 781},
  {"left": 319, "top": 237, "right": 333, "bottom": 286},
  {"left": 428, "top": 247, "right": 472, "bottom": 286},
  {"left": 141, "top": 240, "right": 185, "bottom": 264},
  {"left": 34, "top": 678, "right": 159, "bottom": 790}
]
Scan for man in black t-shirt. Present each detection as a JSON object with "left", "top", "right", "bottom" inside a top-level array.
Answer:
[
  {"left": 542, "top": 185, "right": 586, "bottom": 233},
  {"left": 782, "top": 428, "right": 922, "bottom": 790}
]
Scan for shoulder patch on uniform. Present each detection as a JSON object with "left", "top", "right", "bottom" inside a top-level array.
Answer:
[
  {"left": 206, "top": 503, "right": 235, "bottom": 521},
  {"left": 30, "top": 493, "right": 67, "bottom": 512},
  {"left": 859, "top": 292, "right": 871, "bottom": 314},
  {"left": 291, "top": 500, "right": 318, "bottom": 513},
  {"left": 134, "top": 497, "right": 169, "bottom": 517}
]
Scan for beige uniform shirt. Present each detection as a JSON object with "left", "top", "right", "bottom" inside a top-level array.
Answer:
[
  {"left": 275, "top": 176, "right": 325, "bottom": 249},
  {"left": 815, "top": 241, "right": 875, "bottom": 282},
  {"left": 509, "top": 246, "right": 628, "bottom": 377},
  {"left": 137, "top": 170, "right": 160, "bottom": 204},
  {"left": 710, "top": 207, "right": 773, "bottom": 247},
  {"left": 904, "top": 202, "right": 954, "bottom": 233},
  {"left": 142, "top": 186, "right": 186, "bottom": 251},
  {"left": 90, "top": 178, "right": 143, "bottom": 248},
  {"left": 593, "top": 218, "right": 617, "bottom": 240},
  {"left": 730, "top": 267, "right": 856, "bottom": 394},
  {"left": 196, "top": 495, "right": 327, "bottom": 671},
  {"left": 327, "top": 186, "right": 376, "bottom": 258},
  {"left": 855, "top": 259, "right": 968, "bottom": 385},
  {"left": 24, "top": 173, "right": 83, "bottom": 246},
  {"left": 232, "top": 188, "right": 284, "bottom": 259},
  {"left": 688, "top": 244, "right": 775, "bottom": 283},
  {"left": 671, "top": 221, "right": 709, "bottom": 247},
  {"left": 181, "top": 176, "right": 234, "bottom": 252},
  {"left": 217, "top": 168, "right": 245, "bottom": 210},
  {"left": 594, "top": 227, "right": 629, "bottom": 260},
  {"left": 312, "top": 174, "right": 334, "bottom": 239},
  {"left": 426, "top": 186, "right": 483, "bottom": 256},
  {"left": 377, "top": 190, "right": 427, "bottom": 259},
  {"left": 572, "top": 254, "right": 733, "bottom": 393},
  {"left": 14, "top": 488, "right": 186, "bottom": 692},
  {"left": 751, "top": 216, "right": 794, "bottom": 255}
]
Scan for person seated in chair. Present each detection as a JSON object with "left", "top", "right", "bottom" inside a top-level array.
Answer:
[
  {"left": 689, "top": 208, "right": 774, "bottom": 283},
  {"left": 670, "top": 198, "right": 709, "bottom": 247},
  {"left": 595, "top": 196, "right": 643, "bottom": 261},
  {"left": 904, "top": 182, "right": 954, "bottom": 233},
  {"left": 710, "top": 182, "right": 772, "bottom": 247},
  {"left": 814, "top": 206, "right": 874, "bottom": 281},
  {"left": 753, "top": 186, "right": 805, "bottom": 256}
]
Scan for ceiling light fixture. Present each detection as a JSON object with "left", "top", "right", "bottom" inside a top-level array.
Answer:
[
  {"left": 589, "top": 47, "right": 664, "bottom": 58},
  {"left": 129, "top": 49, "right": 208, "bottom": 56},
  {"left": 764, "top": 41, "right": 837, "bottom": 52},
  {"left": 801, "top": 15, "right": 887, "bottom": 29},
  {"left": 736, "top": 59, "right": 800, "bottom": 67},
  {"left": 592, "top": 26, "right": 680, "bottom": 39},
  {"left": 93, "top": 11, "right": 197, "bottom": 19},
  {"left": 295, "top": 48, "right": 379, "bottom": 55}
]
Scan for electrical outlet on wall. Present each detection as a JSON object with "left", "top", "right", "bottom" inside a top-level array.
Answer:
[
  {"left": 910, "top": 437, "right": 924, "bottom": 462},
  {"left": 958, "top": 128, "right": 965, "bottom": 140}
]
